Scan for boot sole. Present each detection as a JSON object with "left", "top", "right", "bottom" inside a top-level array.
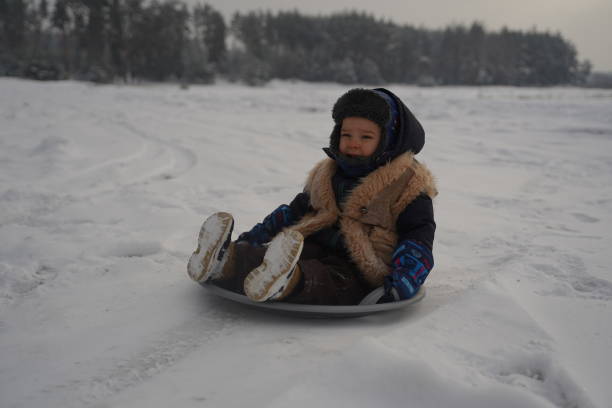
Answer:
[
  {"left": 187, "top": 212, "right": 234, "bottom": 282},
  {"left": 244, "top": 230, "right": 304, "bottom": 302}
]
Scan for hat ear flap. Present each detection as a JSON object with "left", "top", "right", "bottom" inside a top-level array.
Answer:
[{"left": 329, "top": 123, "right": 341, "bottom": 152}]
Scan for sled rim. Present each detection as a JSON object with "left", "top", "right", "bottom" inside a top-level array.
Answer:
[{"left": 200, "top": 282, "right": 425, "bottom": 317}]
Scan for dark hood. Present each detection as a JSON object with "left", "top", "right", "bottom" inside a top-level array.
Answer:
[{"left": 371, "top": 88, "right": 425, "bottom": 159}]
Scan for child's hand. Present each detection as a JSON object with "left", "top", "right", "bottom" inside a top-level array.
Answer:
[
  {"left": 382, "top": 269, "right": 419, "bottom": 301},
  {"left": 382, "top": 240, "right": 433, "bottom": 302},
  {"left": 237, "top": 231, "right": 265, "bottom": 247}
]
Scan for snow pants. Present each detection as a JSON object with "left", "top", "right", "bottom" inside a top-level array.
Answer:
[{"left": 215, "top": 239, "right": 369, "bottom": 305}]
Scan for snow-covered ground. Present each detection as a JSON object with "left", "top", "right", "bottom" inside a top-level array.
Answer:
[{"left": 1, "top": 78, "right": 611, "bottom": 408}]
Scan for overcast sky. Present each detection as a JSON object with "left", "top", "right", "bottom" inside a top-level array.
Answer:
[{"left": 184, "top": 0, "right": 612, "bottom": 71}]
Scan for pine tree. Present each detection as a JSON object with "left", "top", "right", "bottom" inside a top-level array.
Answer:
[
  {"left": 193, "top": 3, "right": 226, "bottom": 66},
  {"left": 108, "top": 0, "right": 126, "bottom": 80},
  {"left": 51, "top": 0, "right": 70, "bottom": 72},
  {"left": 3, "top": 0, "right": 27, "bottom": 54},
  {"left": 39, "top": 0, "right": 48, "bottom": 19}
]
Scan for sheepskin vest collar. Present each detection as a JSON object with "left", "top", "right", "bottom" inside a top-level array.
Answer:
[{"left": 289, "top": 152, "right": 437, "bottom": 287}]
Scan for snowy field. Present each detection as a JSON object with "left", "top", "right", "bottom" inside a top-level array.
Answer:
[{"left": 1, "top": 78, "right": 611, "bottom": 408}]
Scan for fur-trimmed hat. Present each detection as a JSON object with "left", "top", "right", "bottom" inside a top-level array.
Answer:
[
  {"left": 332, "top": 88, "right": 391, "bottom": 132},
  {"left": 327, "top": 88, "right": 425, "bottom": 168},
  {"left": 329, "top": 89, "right": 395, "bottom": 159}
]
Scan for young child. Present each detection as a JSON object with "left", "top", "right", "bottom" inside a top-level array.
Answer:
[{"left": 188, "top": 88, "right": 437, "bottom": 305}]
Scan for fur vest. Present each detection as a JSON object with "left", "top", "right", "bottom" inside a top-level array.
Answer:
[{"left": 288, "top": 152, "right": 437, "bottom": 288}]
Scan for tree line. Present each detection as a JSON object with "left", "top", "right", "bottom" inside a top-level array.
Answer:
[{"left": 0, "top": 0, "right": 592, "bottom": 86}]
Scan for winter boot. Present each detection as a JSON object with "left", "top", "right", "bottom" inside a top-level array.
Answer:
[
  {"left": 187, "top": 212, "right": 235, "bottom": 283},
  {"left": 243, "top": 230, "right": 304, "bottom": 302}
]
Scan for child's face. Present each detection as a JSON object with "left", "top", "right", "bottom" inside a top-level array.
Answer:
[{"left": 339, "top": 117, "right": 382, "bottom": 158}]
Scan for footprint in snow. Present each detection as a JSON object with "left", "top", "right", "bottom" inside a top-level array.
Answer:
[
  {"left": 531, "top": 263, "right": 612, "bottom": 301},
  {"left": 571, "top": 213, "right": 599, "bottom": 223},
  {"left": 105, "top": 241, "right": 162, "bottom": 258},
  {"left": 495, "top": 352, "right": 596, "bottom": 408}
]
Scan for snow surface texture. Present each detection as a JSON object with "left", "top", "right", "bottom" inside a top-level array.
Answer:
[{"left": 0, "top": 79, "right": 611, "bottom": 408}]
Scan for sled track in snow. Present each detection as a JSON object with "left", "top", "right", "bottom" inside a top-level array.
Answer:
[
  {"left": 57, "top": 107, "right": 198, "bottom": 198},
  {"left": 108, "top": 113, "right": 199, "bottom": 183},
  {"left": 43, "top": 309, "right": 239, "bottom": 407}
]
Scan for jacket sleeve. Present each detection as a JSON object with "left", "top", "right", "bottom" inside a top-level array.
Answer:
[
  {"left": 237, "top": 192, "right": 311, "bottom": 246},
  {"left": 396, "top": 193, "right": 436, "bottom": 250},
  {"left": 381, "top": 194, "right": 436, "bottom": 301}
]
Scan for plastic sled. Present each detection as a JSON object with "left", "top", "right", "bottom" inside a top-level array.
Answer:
[{"left": 200, "top": 282, "right": 425, "bottom": 318}]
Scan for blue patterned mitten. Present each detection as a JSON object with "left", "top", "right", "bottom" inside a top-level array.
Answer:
[
  {"left": 237, "top": 204, "right": 296, "bottom": 246},
  {"left": 380, "top": 240, "right": 434, "bottom": 302}
]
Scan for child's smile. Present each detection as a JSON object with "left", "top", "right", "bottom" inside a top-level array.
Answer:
[{"left": 339, "top": 117, "right": 382, "bottom": 158}]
